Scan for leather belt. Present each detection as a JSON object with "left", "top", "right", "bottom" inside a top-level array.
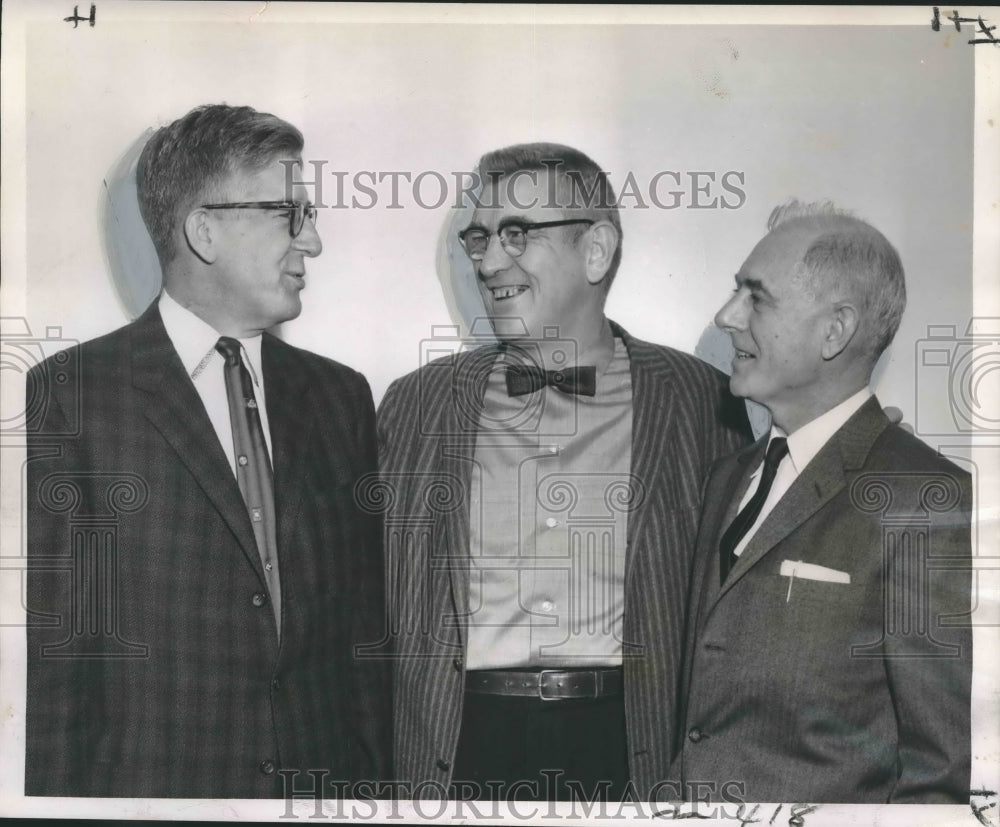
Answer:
[{"left": 465, "top": 668, "right": 623, "bottom": 701}]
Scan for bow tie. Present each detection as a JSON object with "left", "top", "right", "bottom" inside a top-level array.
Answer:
[{"left": 505, "top": 365, "right": 597, "bottom": 397}]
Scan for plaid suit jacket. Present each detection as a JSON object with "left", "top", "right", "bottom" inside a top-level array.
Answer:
[
  {"left": 376, "top": 321, "right": 751, "bottom": 799},
  {"left": 671, "top": 397, "right": 972, "bottom": 802},
  {"left": 25, "top": 302, "right": 391, "bottom": 798}
]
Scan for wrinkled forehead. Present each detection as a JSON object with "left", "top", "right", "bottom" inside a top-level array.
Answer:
[{"left": 470, "top": 168, "right": 568, "bottom": 228}]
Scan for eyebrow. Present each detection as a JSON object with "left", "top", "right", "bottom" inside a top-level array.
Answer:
[
  {"left": 466, "top": 215, "right": 536, "bottom": 233},
  {"left": 734, "top": 275, "right": 775, "bottom": 300}
]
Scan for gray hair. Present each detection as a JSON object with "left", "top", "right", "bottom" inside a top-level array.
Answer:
[{"left": 768, "top": 199, "right": 906, "bottom": 360}]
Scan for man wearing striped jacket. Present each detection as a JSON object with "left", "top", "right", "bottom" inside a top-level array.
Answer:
[{"left": 376, "top": 142, "right": 751, "bottom": 802}]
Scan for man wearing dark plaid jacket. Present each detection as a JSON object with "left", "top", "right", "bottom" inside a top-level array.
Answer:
[{"left": 25, "top": 104, "right": 390, "bottom": 798}]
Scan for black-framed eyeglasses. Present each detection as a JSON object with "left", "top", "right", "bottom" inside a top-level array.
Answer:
[
  {"left": 458, "top": 218, "right": 595, "bottom": 261},
  {"left": 200, "top": 201, "right": 318, "bottom": 238}
]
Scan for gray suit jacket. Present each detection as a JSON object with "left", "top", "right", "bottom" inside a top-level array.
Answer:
[
  {"left": 671, "top": 397, "right": 972, "bottom": 803},
  {"left": 375, "top": 321, "right": 751, "bottom": 798}
]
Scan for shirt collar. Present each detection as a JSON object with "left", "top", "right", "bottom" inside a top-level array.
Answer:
[
  {"left": 158, "top": 289, "right": 265, "bottom": 386},
  {"left": 765, "top": 387, "right": 872, "bottom": 475}
]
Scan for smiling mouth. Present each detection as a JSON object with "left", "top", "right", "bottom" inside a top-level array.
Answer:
[
  {"left": 734, "top": 349, "right": 755, "bottom": 360},
  {"left": 490, "top": 285, "right": 528, "bottom": 301}
]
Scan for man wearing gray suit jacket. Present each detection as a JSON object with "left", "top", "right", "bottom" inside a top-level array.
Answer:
[
  {"left": 670, "top": 201, "right": 972, "bottom": 803},
  {"left": 376, "top": 143, "right": 751, "bottom": 802}
]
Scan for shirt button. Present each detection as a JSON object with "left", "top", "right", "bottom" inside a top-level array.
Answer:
[
  {"left": 238, "top": 455, "right": 249, "bottom": 466},
  {"left": 688, "top": 727, "right": 704, "bottom": 743},
  {"left": 252, "top": 592, "right": 267, "bottom": 608},
  {"left": 545, "top": 517, "right": 559, "bottom": 529},
  {"left": 259, "top": 759, "right": 276, "bottom": 775},
  {"left": 553, "top": 372, "right": 565, "bottom": 383},
  {"left": 436, "top": 759, "right": 450, "bottom": 772},
  {"left": 252, "top": 508, "right": 263, "bottom": 522},
  {"left": 271, "top": 678, "right": 280, "bottom": 691},
  {"left": 548, "top": 445, "right": 559, "bottom": 455},
  {"left": 264, "top": 561, "right": 273, "bottom": 571},
  {"left": 247, "top": 399, "right": 258, "bottom": 410},
  {"left": 541, "top": 600, "right": 554, "bottom": 613}
]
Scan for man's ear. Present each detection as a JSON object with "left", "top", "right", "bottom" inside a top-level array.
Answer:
[
  {"left": 584, "top": 221, "right": 619, "bottom": 286},
  {"left": 184, "top": 208, "right": 217, "bottom": 265},
  {"left": 821, "top": 303, "right": 860, "bottom": 360}
]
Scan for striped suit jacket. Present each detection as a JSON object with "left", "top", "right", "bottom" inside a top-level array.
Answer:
[
  {"left": 375, "top": 321, "right": 751, "bottom": 798},
  {"left": 25, "top": 302, "right": 391, "bottom": 797}
]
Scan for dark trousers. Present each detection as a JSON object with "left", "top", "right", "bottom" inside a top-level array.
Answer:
[{"left": 451, "top": 691, "right": 629, "bottom": 802}]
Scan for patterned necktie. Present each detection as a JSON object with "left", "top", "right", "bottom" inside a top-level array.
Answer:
[
  {"left": 215, "top": 336, "right": 281, "bottom": 635},
  {"left": 505, "top": 365, "right": 597, "bottom": 397},
  {"left": 719, "top": 437, "right": 789, "bottom": 585}
]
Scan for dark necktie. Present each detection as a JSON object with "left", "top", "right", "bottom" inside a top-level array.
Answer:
[
  {"left": 505, "top": 364, "right": 597, "bottom": 397},
  {"left": 215, "top": 336, "right": 281, "bottom": 635},
  {"left": 719, "top": 437, "right": 789, "bottom": 585}
]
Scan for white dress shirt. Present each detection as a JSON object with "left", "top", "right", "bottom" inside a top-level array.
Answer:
[
  {"left": 158, "top": 290, "right": 273, "bottom": 475},
  {"left": 733, "top": 388, "right": 872, "bottom": 557}
]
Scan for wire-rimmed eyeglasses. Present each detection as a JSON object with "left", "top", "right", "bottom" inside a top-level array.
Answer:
[{"left": 458, "top": 218, "right": 594, "bottom": 261}]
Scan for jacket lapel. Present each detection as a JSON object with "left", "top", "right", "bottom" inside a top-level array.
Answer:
[
  {"left": 692, "top": 443, "right": 763, "bottom": 619},
  {"left": 261, "top": 335, "right": 317, "bottom": 558},
  {"left": 130, "top": 303, "right": 263, "bottom": 581},
  {"left": 614, "top": 324, "right": 680, "bottom": 594},
  {"left": 713, "top": 396, "right": 890, "bottom": 605},
  {"left": 439, "top": 345, "right": 500, "bottom": 645}
]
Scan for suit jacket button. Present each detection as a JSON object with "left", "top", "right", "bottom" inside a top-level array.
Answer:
[
  {"left": 252, "top": 592, "right": 267, "bottom": 608},
  {"left": 271, "top": 678, "right": 280, "bottom": 691},
  {"left": 436, "top": 759, "right": 450, "bottom": 772},
  {"left": 688, "top": 727, "right": 704, "bottom": 743},
  {"left": 260, "top": 759, "right": 276, "bottom": 775},
  {"left": 452, "top": 658, "right": 462, "bottom": 672}
]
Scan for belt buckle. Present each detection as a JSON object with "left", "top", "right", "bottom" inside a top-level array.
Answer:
[{"left": 538, "top": 669, "right": 562, "bottom": 701}]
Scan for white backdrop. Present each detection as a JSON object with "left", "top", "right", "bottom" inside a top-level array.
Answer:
[{"left": 2, "top": 3, "right": 998, "bottom": 824}]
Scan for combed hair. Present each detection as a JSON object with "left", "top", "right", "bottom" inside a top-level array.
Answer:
[
  {"left": 136, "top": 104, "right": 303, "bottom": 266},
  {"left": 476, "top": 142, "right": 623, "bottom": 287},
  {"left": 768, "top": 199, "right": 906, "bottom": 360}
]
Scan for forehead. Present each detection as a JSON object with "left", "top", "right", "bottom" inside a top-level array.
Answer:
[
  {"left": 225, "top": 155, "right": 305, "bottom": 200},
  {"left": 740, "top": 223, "right": 818, "bottom": 284},
  {"left": 471, "top": 168, "right": 566, "bottom": 227}
]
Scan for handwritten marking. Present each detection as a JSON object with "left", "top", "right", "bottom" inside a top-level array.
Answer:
[
  {"left": 970, "top": 788, "right": 999, "bottom": 827},
  {"left": 63, "top": 3, "right": 96, "bottom": 28},
  {"left": 788, "top": 804, "right": 819, "bottom": 827},
  {"left": 931, "top": 7, "right": 998, "bottom": 45}
]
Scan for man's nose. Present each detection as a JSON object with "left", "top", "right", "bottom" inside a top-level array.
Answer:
[
  {"left": 714, "top": 290, "right": 747, "bottom": 331},
  {"left": 294, "top": 214, "right": 323, "bottom": 257},
  {"left": 477, "top": 233, "right": 512, "bottom": 279}
]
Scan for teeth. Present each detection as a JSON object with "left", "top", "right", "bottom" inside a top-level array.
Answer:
[
  {"left": 491, "top": 286, "right": 527, "bottom": 300},
  {"left": 735, "top": 350, "right": 754, "bottom": 359}
]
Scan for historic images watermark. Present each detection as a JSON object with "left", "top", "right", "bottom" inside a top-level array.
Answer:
[{"left": 281, "top": 160, "right": 748, "bottom": 212}]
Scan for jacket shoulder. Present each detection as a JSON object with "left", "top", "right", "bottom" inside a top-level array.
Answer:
[
  {"left": 263, "top": 333, "right": 372, "bottom": 392},
  {"left": 627, "top": 336, "right": 732, "bottom": 388},
  {"left": 382, "top": 343, "right": 496, "bottom": 401},
  {"left": 870, "top": 423, "right": 972, "bottom": 483}
]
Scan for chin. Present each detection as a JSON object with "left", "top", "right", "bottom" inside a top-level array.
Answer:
[
  {"left": 728, "top": 375, "right": 752, "bottom": 400},
  {"left": 490, "top": 317, "right": 534, "bottom": 341}
]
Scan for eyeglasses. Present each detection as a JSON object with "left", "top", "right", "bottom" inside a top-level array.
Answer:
[
  {"left": 458, "top": 218, "right": 595, "bottom": 261},
  {"left": 200, "top": 201, "right": 318, "bottom": 238}
]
